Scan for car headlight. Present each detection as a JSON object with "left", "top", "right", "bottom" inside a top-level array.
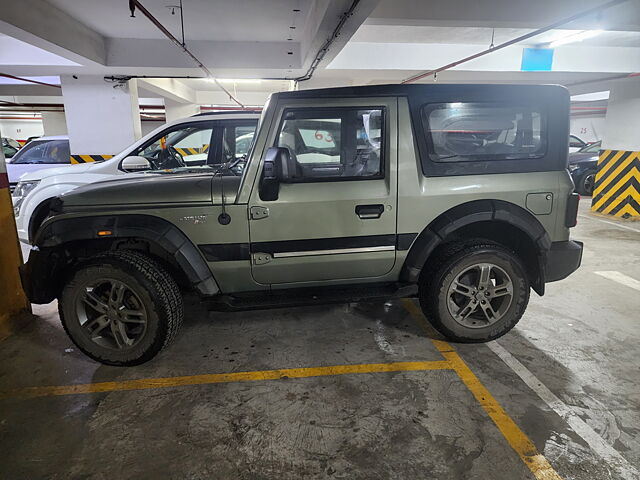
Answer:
[
  {"left": 12, "top": 180, "right": 40, "bottom": 217},
  {"left": 568, "top": 164, "right": 579, "bottom": 172}
]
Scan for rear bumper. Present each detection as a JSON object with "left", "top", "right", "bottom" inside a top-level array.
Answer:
[{"left": 545, "top": 240, "right": 583, "bottom": 283}]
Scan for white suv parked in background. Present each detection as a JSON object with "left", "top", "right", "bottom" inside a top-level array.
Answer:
[
  {"left": 13, "top": 112, "right": 259, "bottom": 243},
  {"left": 6, "top": 136, "right": 72, "bottom": 190}
]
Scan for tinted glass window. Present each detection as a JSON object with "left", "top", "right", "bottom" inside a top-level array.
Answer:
[
  {"left": 580, "top": 142, "right": 601, "bottom": 153},
  {"left": 11, "top": 140, "right": 70, "bottom": 164},
  {"left": 422, "top": 103, "right": 546, "bottom": 162},
  {"left": 569, "top": 135, "right": 585, "bottom": 147},
  {"left": 3, "top": 145, "right": 17, "bottom": 158},
  {"left": 276, "top": 108, "right": 383, "bottom": 180}
]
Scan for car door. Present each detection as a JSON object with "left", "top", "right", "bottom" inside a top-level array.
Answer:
[{"left": 247, "top": 98, "right": 398, "bottom": 286}]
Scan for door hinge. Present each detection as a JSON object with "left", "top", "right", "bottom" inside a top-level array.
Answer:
[
  {"left": 250, "top": 206, "right": 269, "bottom": 220},
  {"left": 252, "top": 253, "right": 272, "bottom": 265}
]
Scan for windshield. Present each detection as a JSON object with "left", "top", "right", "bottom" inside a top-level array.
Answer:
[
  {"left": 129, "top": 118, "right": 258, "bottom": 173},
  {"left": 3, "top": 145, "right": 17, "bottom": 158},
  {"left": 579, "top": 141, "right": 601, "bottom": 153},
  {"left": 10, "top": 139, "right": 70, "bottom": 164}
]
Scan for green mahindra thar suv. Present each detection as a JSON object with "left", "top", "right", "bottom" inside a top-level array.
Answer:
[{"left": 21, "top": 84, "right": 583, "bottom": 366}]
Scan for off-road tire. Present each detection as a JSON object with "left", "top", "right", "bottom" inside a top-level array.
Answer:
[
  {"left": 59, "top": 250, "right": 183, "bottom": 366},
  {"left": 419, "top": 240, "right": 530, "bottom": 343}
]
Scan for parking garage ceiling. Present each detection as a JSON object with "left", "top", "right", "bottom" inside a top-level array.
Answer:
[{"left": 0, "top": 0, "right": 639, "bottom": 103}]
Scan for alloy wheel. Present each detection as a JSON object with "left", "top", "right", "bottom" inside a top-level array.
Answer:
[
  {"left": 446, "top": 262, "right": 514, "bottom": 328},
  {"left": 584, "top": 173, "right": 596, "bottom": 196},
  {"left": 75, "top": 278, "right": 148, "bottom": 350}
]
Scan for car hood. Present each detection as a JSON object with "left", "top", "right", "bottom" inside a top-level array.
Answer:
[
  {"left": 60, "top": 172, "right": 242, "bottom": 209},
  {"left": 59, "top": 172, "right": 209, "bottom": 209},
  {"left": 568, "top": 152, "right": 598, "bottom": 165},
  {"left": 16, "top": 162, "right": 97, "bottom": 182},
  {"left": 6, "top": 163, "right": 75, "bottom": 184}
]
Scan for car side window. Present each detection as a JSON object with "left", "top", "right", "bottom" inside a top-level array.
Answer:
[
  {"left": 276, "top": 107, "right": 384, "bottom": 181},
  {"left": 45, "top": 140, "right": 71, "bottom": 163},
  {"left": 422, "top": 103, "right": 547, "bottom": 163},
  {"left": 11, "top": 140, "right": 70, "bottom": 164},
  {"left": 132, "top": 124, "right": 214, "bottom": 169},
  {"left": 222, "top": 124, "right": 257, "bottom": 164}
]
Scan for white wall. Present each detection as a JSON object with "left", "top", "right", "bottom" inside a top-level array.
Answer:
[
  {"left": 0, "top": 119, "right": 44, "bottom": 142},
  {"left": 602, "top": 79, "right": 640, "bottom": 151},
  {"left": 41, "top": 112, "right": 68, "bottom": 136},
  {"left": 141, "top": 121, "right": 162, "bottom": 137},
  {"left": 164, "top": 99, "right": 199, "bottom": 123},
  {"left": 0, "top": 118, "right": 162, "bottom": 145},
  {"left": 570, "top": 115, "right": 605, "bottom": 144},
  {"left": 61, "top": 75, "right": 141, "bottom": 155}
]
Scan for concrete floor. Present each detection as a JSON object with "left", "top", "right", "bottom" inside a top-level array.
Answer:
[{"left": 1, "top": 198, "right": 639, "bottom": 479}]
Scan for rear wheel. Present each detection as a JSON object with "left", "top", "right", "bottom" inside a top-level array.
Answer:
[
  {"left": 59, "top": 250, "right": 183, "bottom": 366},
  {"left": 419, "top": 242, "right": 530, "bottom": 342}
]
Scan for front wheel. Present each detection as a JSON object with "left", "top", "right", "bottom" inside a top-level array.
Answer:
[
  {"left": 419, "top": 242, "right": 530, "bottom": 343},
  {"left": 59, "top": 250, "right": 183, "bottom": 366}
]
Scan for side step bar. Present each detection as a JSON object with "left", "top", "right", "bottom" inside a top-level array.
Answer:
[{"left": 206, "top": 283, "right": 418, "bottom": 311}]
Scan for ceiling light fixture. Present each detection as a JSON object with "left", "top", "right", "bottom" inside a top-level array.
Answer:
[{"left": 548, "top": 29, "right": 604, "bottom": 48}]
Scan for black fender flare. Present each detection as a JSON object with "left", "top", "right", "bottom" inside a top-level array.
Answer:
[
  {"left": 34, "top": 214, "right": 219, "bottom": 296},
  {"left": 400, "top": 199, "right": 552, "bottom": 293}
]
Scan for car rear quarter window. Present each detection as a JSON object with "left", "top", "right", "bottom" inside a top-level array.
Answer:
[{"left": 422, "top": 103, "right": 547, "bottom": 163}]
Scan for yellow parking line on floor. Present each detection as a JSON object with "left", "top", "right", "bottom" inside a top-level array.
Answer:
[
  {"left": 402, "top": 299, "right": 563, "bottom": 480},
  {"left": 0, "top": 360, "right": 451, "bottom": 401}
]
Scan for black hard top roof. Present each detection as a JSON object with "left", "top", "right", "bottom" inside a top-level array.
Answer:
[{"left": 275, "top": 83, "right": 567, "bottom": 99}]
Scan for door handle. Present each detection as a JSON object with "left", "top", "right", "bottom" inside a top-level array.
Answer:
[{"left": 356, "top": 204, "right": 384, "bottom": 219}]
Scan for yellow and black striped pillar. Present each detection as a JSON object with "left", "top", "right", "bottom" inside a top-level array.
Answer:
[
  {"left": 174, "top": 144, "right": 209, "bottom": 157},
  {"left": 591, "top": 149, "right": 640, "bottom": 218},
  {"left": 0, "top": 138, "right": 31, "bottom": 339},
  {"left": 70, "top": 154, "right": 113, "bottom": 164}
]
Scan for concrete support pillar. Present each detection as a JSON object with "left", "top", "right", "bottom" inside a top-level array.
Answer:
[
  {"left": 41, "top": 112, "right": 68, "bottom": 136},
  {"left": 0, "top": 129, "right": 30, "bottom": 340},
  {"left": 60, "top": 75, "right": 141, "bottom": 162},
  {"left": 591, "top": 79, "right": 640, "bottom": 218},
  {"left": 164, "top": 99, "right": 200, "bottom": 123}
]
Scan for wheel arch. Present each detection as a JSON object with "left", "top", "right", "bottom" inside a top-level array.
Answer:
[
  {"left": 28, "top": 197, "right": 58, "bottom": 243},
  {"left": 25, "top": 214, "right": 219, "bottom": 304},
  {"left": 400, "top": 199, "right": 551, "bottom": 295}
]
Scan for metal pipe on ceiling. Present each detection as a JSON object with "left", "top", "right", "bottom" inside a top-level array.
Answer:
[
  {"left": 294, "top": 0, "right": 361, "bottom": 83},
  {"left": 402, "top": 0, "right": 629, "bottom": 84},
  {"left": 128, "top": 0, "right": 245, "bottom": 108}
]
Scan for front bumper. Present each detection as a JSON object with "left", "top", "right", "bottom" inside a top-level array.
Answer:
[{"left": 545, "top": 240, "right": 584, "bottom": 283}]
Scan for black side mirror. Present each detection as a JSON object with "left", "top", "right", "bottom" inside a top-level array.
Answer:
[{"left": 260, "top": 147, "right": 296, "bottom": 201}]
